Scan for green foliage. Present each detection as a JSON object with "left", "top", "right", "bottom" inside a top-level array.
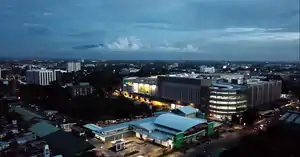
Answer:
[{"left": 18, "top": 72, "right": 152, "bottom": 121}]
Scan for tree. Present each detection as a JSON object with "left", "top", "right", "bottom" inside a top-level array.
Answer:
[{"left": 242, "top": 107, "right": 259, "bottom": 125}]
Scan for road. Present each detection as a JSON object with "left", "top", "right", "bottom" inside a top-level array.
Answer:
[{"left": 182, "top": 128, "right": 257, "bottom": 157}]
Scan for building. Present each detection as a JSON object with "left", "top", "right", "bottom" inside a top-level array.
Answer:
[
  {"left": 123, "top": 76, "right": 158, "bottom": 96},
  {"left": 8, "top": 76, "right": 17, "bottom": 94},
  {"left": 157, "top": 75, "right": 212, "bottom": 107},
  {"left": 279, "top": 110, "right": 300, "bottom": 124},
  {"left": 122, "top": 73, "right": 246, "bottom": 110},
  {"left": 119, "top": 68, "right": 140, "bottom": 75},
  {"left": 29, "top": 122, "right": 94, "bottom": 157},
  {"left": 53, "top": 70, "right": 67, "bottom": 83},
  {"left": 246, "top": 79, "right": 282, "bottom": 107},
  {"left": 93, "top": 106, "right": 221, "bottom": 149},
  {"left": 199, "top": 66, "right": 215, "bottom": 73},
  {"left": 194, "top": 73, "right": 244, "bottom": 83},
  {"left": 208, "top": 83, "right": 248, "bottom": 121},
  {"left": 66, "top": 62, "right": 81, "bottom": 72},
  {"left": 66, "top": 82, "right": 93, "bottom": 97},
  {"left": 26, "top": 69, "right": 55, "bottom": 85}
]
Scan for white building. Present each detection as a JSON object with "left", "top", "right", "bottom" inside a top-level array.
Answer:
[
  {"left": 199, "top": 66, "right": 215, "bottom": 73},
  {"left": 66, "top": 62, "right": 81, "bottom": 72},
  {"left": 26, "top": 70, "right": 55, "bottom": 85}
]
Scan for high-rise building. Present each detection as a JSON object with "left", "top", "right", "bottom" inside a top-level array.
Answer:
[
  {"left": 208, "top": 83, "right": 247, "bottom": 120},
  {"left": 157, "top": 76, "right": 212, "bottom": 107},
  {"left": 26, "top": 70, "right": 55, "bottom": 85},
  {"left": 246, "top": 79, "right": 282, "bottom": 107},
  {"left": 66, "top": 62, "right": 81, "bottom": 72}
]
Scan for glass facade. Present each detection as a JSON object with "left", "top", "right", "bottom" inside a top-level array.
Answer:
[{"left": 208, "top": 87, "right": 247, "bottom": 121}]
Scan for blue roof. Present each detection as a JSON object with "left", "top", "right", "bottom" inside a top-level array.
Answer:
[
  {"left": 0, "top": 142, "right": 9, "bottom": 146},
  {"left": 83, "top": 124, "right": 102, "bottom": 131},
  {"left": 154, "top": 113, "right": 207, "bottom": 132},
  {"left": 137, "top": 122, "right": 156, "bottom": 131},
  {"left": 97, "top": 117, "right": 156, "bottom": 133},
  {"left": 176, "top": 106, "right": 197, "bottom": 115}
]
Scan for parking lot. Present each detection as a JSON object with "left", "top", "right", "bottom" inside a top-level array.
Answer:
[{"left": 88, "top": 137, "right": 166, "bottom": 157}]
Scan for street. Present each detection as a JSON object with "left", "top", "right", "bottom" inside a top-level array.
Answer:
[{"left": 182, "top": 128, "right": 256, "bottom": 157}]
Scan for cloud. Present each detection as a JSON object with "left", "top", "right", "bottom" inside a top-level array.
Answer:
[
  {"left": 104, "top": 36, "right": 200, "bottom": 52},
  {"left": 222, "top": 28, "right": 282, "bottom": 33},
  {"left": 72, "top": 44, "right": 104, "bottom": 50},
  {"left": 43, "top": 12, "right": 52, "bottom": 16},
  {"left": 0, "top": 0, "right": 298, "bottom": 60},
  {"left": 106, "top": 36, "right": 145, "bottom": 50},
  {"left": 209, "top": 27, "right": 300, "bottom": 42},
  {"left": 23, "top": 23, "right": 54, "bottom": 35}
]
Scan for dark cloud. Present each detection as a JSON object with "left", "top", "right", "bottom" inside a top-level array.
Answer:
[{"left": 23, "top": 23, "right": 54, "bottom": 35}]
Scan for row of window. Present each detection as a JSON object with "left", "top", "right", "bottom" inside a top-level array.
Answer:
[
  {"left": 210, "top": 91, "right": 237, "bottom": 95},
  {"left": 209, "top": 110, "right": 239, "bottom": 114},
  {"left": 209, "top": 105, "right": 247, "bottom": 110},
  {"left": 209, "top": 100, "right": 247, "bottom": 105},
  {"left": 209, "top": 95, "right": 242, "bottom": 100}
]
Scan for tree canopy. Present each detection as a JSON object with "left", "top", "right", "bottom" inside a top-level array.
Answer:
[{"left": 18, "top": 71, "right": 153, "bottom": 121}]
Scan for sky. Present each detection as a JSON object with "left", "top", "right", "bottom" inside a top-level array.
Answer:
[{"left": 0, "top": 0, "right": 299, "bottom": 60}]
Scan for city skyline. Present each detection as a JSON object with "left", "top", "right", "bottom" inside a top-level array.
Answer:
[{"left": 0, "top": 0, "right": 299, "bottom": 60}]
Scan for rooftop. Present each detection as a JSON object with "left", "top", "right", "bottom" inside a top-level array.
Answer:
[
  {"left": 10, "top": 106, "right": 44, "bottom": 121},
  {"left": 29, "top": 122, "right": 60, "bottom": 137},
  {"left": 211, "top": 82, "right": 246, "bottom": 91},
  {"left": 154, "top": 113, "right": 207, "bottom": 132},
  {"left": 166, "top": 73, "right": 244, "bottom": 79},
  {"left": 280, "top": 110, "right": 300, "bottom": 125},
  {"left": 83, "top": 124, "right": 102, "bottom": 131},
  {"left": 43, "top": 131, "right": 94, "bottom": 157},
  {"left": 96, "top": 117, "right": 156, "bottom": 133},
  {"left": 175, "top": 106, "right": 198, "bottom": 115}
]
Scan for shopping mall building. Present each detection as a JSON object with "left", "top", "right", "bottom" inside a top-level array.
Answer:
[
  {"left": 122, "top": 74, "right": 247, "bottom": 120},
  {"left": 93, "top": 106, "right": 221, "bottom": 149},
  {"left": 121, "top": 73, "right": 281, "bottom": 121}
]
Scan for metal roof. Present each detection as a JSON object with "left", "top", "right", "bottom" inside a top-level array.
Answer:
[
  {"left": 97, "top": 117, "right": 156, "bottom": 133},
  {"left": 29, "top": 122, "right": 60, "bottom": 137},
  {"left": 176, "top": 106, "right": 197, "bottom": 115},
  {"left": 294, "top": 117, "right": 300, "bottom": 124},
  {"left": 11, "top": 106, "right": 44, "bottom": 121},
  {"left": 43, "top": 131, "right": 94, "bottom": 157},
  {"left": 154, "top": 113, "right": 207, "bottom": 132},
  {"left": 286, "top": 114, "right": 298, "bottom": 122},
  {"left": 83, "top": 124, "right": 102, "bottom": 131},
  {"left": 280, "top": 111, "right": 300, "bottom": 124},
  {"left": 137, "top": 122, "right": 156, "bottom": 131}
]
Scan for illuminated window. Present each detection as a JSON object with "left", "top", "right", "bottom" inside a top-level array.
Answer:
[{"left": 209, "top": 110, "right": 237, "bottom": 114}]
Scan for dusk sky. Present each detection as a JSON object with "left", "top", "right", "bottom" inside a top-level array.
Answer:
[{"left": 0, "top": 0, "right": 299, "bottom": 60}]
